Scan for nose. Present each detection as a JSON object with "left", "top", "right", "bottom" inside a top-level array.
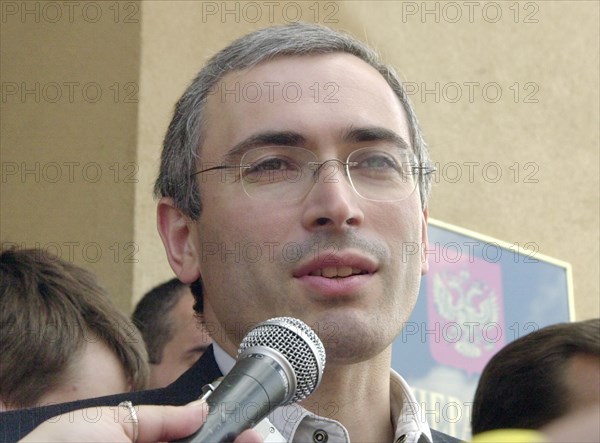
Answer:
[{"left": 300, "top": 160, "right": 365, "bottom": 231}]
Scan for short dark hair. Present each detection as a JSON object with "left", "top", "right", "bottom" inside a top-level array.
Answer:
[
  {"left": 132, "top": 278, "right": 199, "bottom": 364},
  {"left": 190, "top": 278, "right": 204, "bottom": 314},
  {"left": 0, "top": 247, "right": 149, "bottom": 409},
  {"left": 471, "top": 319, "right": 600, "bottom": 434}
]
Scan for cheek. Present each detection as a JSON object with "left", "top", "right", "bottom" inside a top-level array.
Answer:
[
  {"left": 378, "top": 201, "right": 424, "bottom": 245},
  {"left": 200, "top": 195, "right": 293, "bottom": 251},
  {"left": 382, "top": 204, "right": 425, "bottom": 292},
  {"left": 197, "top": 193, "right": 242, "bottom": 250}
]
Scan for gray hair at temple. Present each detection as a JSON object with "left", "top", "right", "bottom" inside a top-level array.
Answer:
[{"left": 154, "top": 22, "right": 432, "bottom": 218}]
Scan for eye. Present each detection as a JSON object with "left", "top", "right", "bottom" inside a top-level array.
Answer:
[
  {"left": 355, "top": 153, "right": 399, "bottom": 170},
  {"left": 351, "top": 150, "right": 404, "bottom": 175},
  {"left": 243, "top": 154, "right": 303, "bottom": 183},
  {"left": 251, "top": 157, "right": 290, "bottom": 172},
  {"left": 348, "top": 147, "right": 418, "bottom": 184}
]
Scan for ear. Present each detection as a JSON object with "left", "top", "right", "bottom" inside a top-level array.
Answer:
[
  {"left": 157, "top": 197, "right": 201, "bottom": 284},
  {"left": 421, "top": 208, "right": 429, "bottom": 276}
]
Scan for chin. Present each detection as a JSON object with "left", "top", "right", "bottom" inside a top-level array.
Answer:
[
  {"left": 310, "top": 311, "right": 395, "bottom": 364},
  {"left": 323, "top": 335, "right": 388, "bottom": 365}
]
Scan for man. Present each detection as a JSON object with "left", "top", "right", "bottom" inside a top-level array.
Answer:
[
  {"left": 471, "top": 319, "right": 600, "bottom": 435},
  {"left": 0, "top": 247, "right": 149, "bottom": 410},
  {"left": 133, "top": 279, "right": 212, "bottom": 388},
  {"left": 4, "top": 23, "right": 455, "bottom": 442}
]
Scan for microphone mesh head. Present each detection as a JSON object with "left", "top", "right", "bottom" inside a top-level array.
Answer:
[{"left": 239, "top": 317, "right": 326, "bottom": 404}]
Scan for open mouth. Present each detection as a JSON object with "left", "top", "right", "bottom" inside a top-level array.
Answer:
[{"left": 308, "top": 267, "right": 370, "bottom": 278}]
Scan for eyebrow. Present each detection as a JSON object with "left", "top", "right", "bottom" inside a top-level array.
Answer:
[
  {"left": 222, "top": 126, "right": 411, "bottom": 162},
  {"left": 224, "top": 131, "right": 307, "bottom": 162},
  {"left": 342, "top": 126, "right": 412, "bottom": 151}
]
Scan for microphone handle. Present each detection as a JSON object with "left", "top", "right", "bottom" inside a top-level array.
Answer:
[{"left": 176, "top": 354, "right": 289, "bottom": 443}]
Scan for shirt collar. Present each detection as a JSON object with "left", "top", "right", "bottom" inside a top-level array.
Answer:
[
  {"left": 212, "top": 340, "right": 236, "bottom": 374},
  {"left": 211, "top": 342, "right": 432, "bottom": 443},
  {"left": 390, "top": 368, "right": 433, "bottom": 443}
]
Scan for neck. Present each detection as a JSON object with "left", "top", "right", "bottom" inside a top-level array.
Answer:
[{"left": 301, "top": 348, "right": 394, "bottom": 443}]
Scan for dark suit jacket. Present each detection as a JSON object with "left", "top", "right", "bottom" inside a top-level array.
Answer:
[{"left": 0, "top": 347, "right": 460, "bottom": 442}]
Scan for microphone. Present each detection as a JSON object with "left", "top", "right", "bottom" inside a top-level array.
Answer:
[{"left": 178, "top": 317, "right": 326, "bottom": 443}]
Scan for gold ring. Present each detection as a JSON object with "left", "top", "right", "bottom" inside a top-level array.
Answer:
[{"left": 118, "top": 401, "right": 139, "bottom": 443}]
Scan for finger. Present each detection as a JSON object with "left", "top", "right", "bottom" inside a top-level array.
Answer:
[
  {"left": 234, "top": 428, "right": 264, "bottom": 443},
  {"left": 131, "top": 402, "right": 208, "bottom": 443}
]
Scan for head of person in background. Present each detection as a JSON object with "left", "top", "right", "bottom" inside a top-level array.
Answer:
[
  {"left": 471, "top": 318, "right": 600, "bottom": 436},
  {"left": 132, "top": 278, "right": 212, "bottom": 388},
  {"left": 0, "top": 247, "right": 149, "bottom": 411}
]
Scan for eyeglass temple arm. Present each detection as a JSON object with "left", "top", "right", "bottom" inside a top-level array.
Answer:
[{"left": 191, "top": 165, "right": 249, "bottom": 177}]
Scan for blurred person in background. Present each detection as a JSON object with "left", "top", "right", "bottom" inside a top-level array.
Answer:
[
  {"left": 472, "top": 319, "right": 600, "bottom": 438},
  {"left": 0, "top": 247, "right": 149, "bottom": 410},
  {"left": 132, "top": 278, "right": 212, "bottom": 388}
]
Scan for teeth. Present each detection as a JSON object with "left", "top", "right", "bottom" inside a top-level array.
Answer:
[
  {"left": 337, "top": 266, "right": 353, "bottom": 277},
  {"left": 310, "top": 267, "right": 365, "bottom": 278}
]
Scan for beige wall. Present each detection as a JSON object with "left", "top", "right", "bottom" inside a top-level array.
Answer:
[
  {"left": 2, "top": 1, "right": 598, "bottom": 319},
  {"left": 1, "top": 1, "right": 141, "bottom": 311}
]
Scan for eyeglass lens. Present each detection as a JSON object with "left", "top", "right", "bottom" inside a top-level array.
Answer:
[{"left": 239, "top": 146, "right": 419, "bottom": 202}]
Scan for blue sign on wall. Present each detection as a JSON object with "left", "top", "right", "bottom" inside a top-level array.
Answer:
[{"left": 392, "top": 218, "right": 573, "bottom": 440}]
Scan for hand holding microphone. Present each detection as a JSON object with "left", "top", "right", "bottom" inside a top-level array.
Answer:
[
  {"left": 177, "top": 317, "right": 326, "bottom": 443},
  {"left": 19, "top": 317, "right": 324, "bottom": 443}
]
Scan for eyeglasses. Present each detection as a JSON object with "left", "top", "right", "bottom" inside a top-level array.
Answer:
[{"left": 191, "top": 145, "right": 436, "bottom": 202}]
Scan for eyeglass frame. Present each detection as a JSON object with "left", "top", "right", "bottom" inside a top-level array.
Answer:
[{"left": 190, "top": 146, "right": 437, "bottom": 202}]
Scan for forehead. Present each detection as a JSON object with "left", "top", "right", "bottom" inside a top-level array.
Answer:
[{"left": 202, "top": 53, "right": 411, "bottom": 158}]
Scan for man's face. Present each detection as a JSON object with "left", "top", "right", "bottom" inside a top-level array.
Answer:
[
  {"left": 149, "top": 292, "right": 212, "bottom": 389},
  {"left": 187, "top": 53, "right": 428, "bottom": 364}
]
